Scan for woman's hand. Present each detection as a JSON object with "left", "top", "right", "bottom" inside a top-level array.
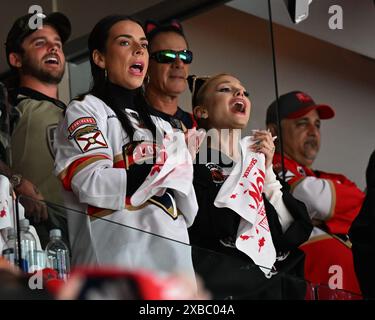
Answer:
[{"left": 249, "top": 129, "right": 276, "bottom": 168}]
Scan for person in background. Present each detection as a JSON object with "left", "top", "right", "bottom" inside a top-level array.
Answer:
[
  {"left": 266, "top": 91, "right": 364, "bottom": 296},
  {"left": 188, "top": 74, "right": 312, "bottom": 299},
  {"left": 141, "top": 20, "right": 196, "bottom": 132},
  {"left": 349, "top": 150, "right": 375, "bottom": 299},
  {"left": 5, "top": 12, "right": 72, "bottom": 247},
  {"left": 54, "top": 15, "right": 198, "bottom": 278}
]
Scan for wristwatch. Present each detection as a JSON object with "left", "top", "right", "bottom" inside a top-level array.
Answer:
[{"left": 10, "top": 174, "right": 23, "bottom": 189}]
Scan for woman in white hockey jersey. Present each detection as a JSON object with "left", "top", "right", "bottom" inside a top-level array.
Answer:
[{"left": 54, "top": 15, "right": 197, "bottom": 275}]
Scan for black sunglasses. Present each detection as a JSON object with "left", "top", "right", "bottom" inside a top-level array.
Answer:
[{"left": 150, "top": 49, "right": 193, "bottom": 64}]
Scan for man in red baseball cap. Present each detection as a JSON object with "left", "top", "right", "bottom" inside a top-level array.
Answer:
[
  {"left": 266, "top": 91, "right": 365, "bottom": 297},
  {"left": 266, "top": 91, "right": 335, "bottom": 168}
]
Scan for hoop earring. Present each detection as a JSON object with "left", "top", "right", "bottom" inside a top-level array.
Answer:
[{"left": 201, "top": 113, "right": 208, "bottom": 119}]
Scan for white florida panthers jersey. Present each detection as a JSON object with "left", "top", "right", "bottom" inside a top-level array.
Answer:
[{"left": 54, "top": 94, "right": 198, "bottom": 276}]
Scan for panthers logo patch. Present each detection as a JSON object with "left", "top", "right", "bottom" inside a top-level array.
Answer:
[
  {"left": 206, "top": 162, "right": 226, "bottom": 184},
  {"left": 73, "top": 125, "right": 108, "bottom": 153}
]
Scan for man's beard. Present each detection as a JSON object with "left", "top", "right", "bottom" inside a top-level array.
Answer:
[
  {"left": 21, "top": 54, "right": 65, "bottom": 85},
  {"left": 303, "top": 139, "right": 319, "bottom": 160}
]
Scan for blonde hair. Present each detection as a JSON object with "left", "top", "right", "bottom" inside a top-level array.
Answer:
[{"left": 194, "top": 73, "right": 231, "bottom": 108}]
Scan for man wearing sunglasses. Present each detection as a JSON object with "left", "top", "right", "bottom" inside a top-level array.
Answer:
[{"left": 142, "top": 21, "right": 196, "bottom": 132}]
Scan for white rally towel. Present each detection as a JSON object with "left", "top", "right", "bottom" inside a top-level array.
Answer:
[
  {"left": 0, "top": 175, "right": 42, "bottom": 252},
  {"left": 0, "top": 175, "right": 13, "bottom": 231},
  {"left": 214, "top": 137, "right": 276, "bottom": 275},
  {"left": 130, "top": 132, "right": 198, "bottom": 227}
]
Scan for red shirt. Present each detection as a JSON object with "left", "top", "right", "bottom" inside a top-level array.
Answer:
[{"left": 273, "top": 153, "right": 365, "bottom": 235}]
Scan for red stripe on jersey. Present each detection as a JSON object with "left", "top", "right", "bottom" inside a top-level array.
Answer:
[
  {"left": 87, "top": 205, "right": 98, "bottom": 216},
  {"left": 114, "top": 160, "right": 125, "bottom": 168},
  {"left": 61, "top": 154, "right": 110, "bottom": 191}
]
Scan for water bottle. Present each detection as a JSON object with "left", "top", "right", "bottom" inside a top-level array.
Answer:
[
  {"left": 2, "top": 227, "right": 17, "bottom": 265},
  {"left": 19, "top": 219, "right": 37, "bottom": 273},
  {"left": 45, "top": 229, "right": 70, "bottom": 281}
]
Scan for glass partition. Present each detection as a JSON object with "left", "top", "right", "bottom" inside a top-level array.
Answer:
[
  {"left": 268, "top": 0, "right": 374, "bottom": 301},
  {"left": 0, "top": 196, "right": 363, "bottom": 300},
  {"left": 1, "top": 0, "right": 371, "bottom": 302}
]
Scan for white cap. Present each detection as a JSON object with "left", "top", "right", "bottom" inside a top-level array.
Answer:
[
  {"left": 50, "top": 229, "right": 62, "bottom": 238},
  {"left": 19, "top": 218, "right": 30, "bottom": 228}
]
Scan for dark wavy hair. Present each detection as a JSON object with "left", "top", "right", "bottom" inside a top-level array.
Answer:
[{"left": 87, "top": 15, "right": 155, "bottom": 139}]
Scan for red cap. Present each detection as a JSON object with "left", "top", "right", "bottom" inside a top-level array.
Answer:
[{"left": 266, "top": 91, "right": 335, "bottom": 124}]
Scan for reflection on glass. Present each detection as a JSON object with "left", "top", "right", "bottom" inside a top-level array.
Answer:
[
  {"left": 268, "top": 0, "right": 374, "bottom": 300},
  {"left": 12, "top": 196, "right": 362, "bottom": 300}
]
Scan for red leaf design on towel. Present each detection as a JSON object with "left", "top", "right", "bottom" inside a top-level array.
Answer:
[
  {"left": 230, "top": 193, "right": 238, "bottom": 199},
  {"left": 240, "top": 234, "right": 254, "bottom": 241},
  {"left": 258, "top": 237, "right": 265, "bottom": 252},
  {"left": 0, "top": 208, "right": 6, "bottom": 218}
]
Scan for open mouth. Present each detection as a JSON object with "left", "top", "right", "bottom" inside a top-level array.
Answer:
[
  {"left": 231, "top": 101, "right": 246, "bottom": 114},
  {"left": 44, "top": 56, "right": 59, "bottom": 65},
  {"left": 130, "top": 63, "right": 144, "bottom": 73}
]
